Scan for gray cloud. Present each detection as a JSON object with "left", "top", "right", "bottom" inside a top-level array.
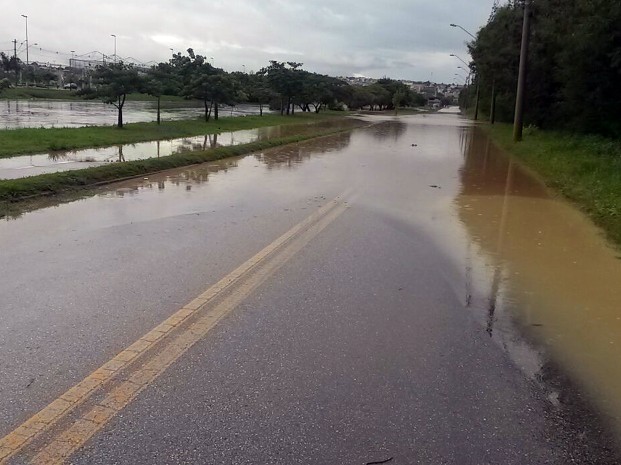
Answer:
[{"left": 3, "top": 0, "right": 493, "bottom": 82}]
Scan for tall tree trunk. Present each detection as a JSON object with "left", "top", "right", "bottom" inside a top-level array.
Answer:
[
  {"left": 117, "top": 94, "right": 125, "bottom": 129},
  {"left": 157, "top": 96, "right": 161, "bottom": 125},
  {"left": 286, "top": 97, "right": 290, "bottom": 115},
  {"left": 280, "top": 97, "right": 284, "bottom": 116},
  {"left": 204, "top": 99, "right": 209, "bottom": 122},
  {"left": 259, "top": 103, "right": 263, "bottom": 116},
  {"left": 214, "top": 101, "right": 219, "bottom": 121}
]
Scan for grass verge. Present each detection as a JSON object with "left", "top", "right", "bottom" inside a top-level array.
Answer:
[
  {"left": 0, "top": 88, "right": 185, "bottom": 101},
  {"left": 0, "top": 120, "right": 365, "bottom": 206},
  {"left": 0, "top": 112, "right": 347, "bottom": 158},
  {"left": 485, "top": 123, "right": 621, "bottom": 246}
]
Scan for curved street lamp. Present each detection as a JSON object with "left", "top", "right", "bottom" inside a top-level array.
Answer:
[
  {"left": 450, "top": 24, "right": 479, "bottom": 120},
  {"left": 450, "top": 23, "right": 476, "bottom": 40},
  {"left": 450, "top": 53, "right": 470, "bottom": 67}
]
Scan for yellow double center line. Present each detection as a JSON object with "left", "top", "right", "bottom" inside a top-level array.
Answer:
[{"left": 0, "top": 194, "right": 351, "bottom": 465}]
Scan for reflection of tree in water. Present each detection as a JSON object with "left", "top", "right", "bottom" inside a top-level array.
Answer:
[
  {"left": 254, "top": 131, "right": 352, "bottom": 169},
  {"left": 48, "top": 151, "right": 69, "bottom": 162},
  {"left": 456, "top": 127, "right": 549, "bottom": 336},
  {"left": 167, "top": 158, "right": 239, "bottom": 185},
  {"left": 366, "top": 121, "right": 407, "bottom": 142},
  {"left": 175, "top": 133, "right": 220, "bottom": 153}
]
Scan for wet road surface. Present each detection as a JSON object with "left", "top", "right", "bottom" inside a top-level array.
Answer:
[{"left": 1, "top": 111, "right": 621, "bottom": 463}]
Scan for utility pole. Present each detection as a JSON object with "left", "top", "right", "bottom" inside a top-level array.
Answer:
[
  {"left": 513, "top": 0, "right": 531, "bottom": 142},
  {"left": 13, "top": 39, "right": 18, "bottom": 85},
  {"left": 473, "top": 77, "right": 480, "bottom": 121}
]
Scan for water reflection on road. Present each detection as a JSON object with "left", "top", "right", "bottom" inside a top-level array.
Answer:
[
  {"left": 3, "top": 112, "right": 621, "bottom": 453},
  {"left": 455, "top": 130, "right": 621, "bottom": 440},
  {"left": 0, "top": 118, "right": 365, "bottom": 179}
]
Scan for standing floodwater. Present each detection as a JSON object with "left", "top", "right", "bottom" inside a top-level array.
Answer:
[
  {"left": 0, "top": 100, "right": 272, "bottom": 129},
  {"left": 2, "top": 113, "right": 621, "bottom": 462}
]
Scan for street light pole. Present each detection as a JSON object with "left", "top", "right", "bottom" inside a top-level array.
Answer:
[
  {"left": 450, "top": 23, "right": 476, "bottom": 40},
  {"left": 450, "top": 53, "right": 470, "bottom": 67},
  {"left": 450, "top": 24, "right": 480, "bottom": 121},
  {"left": 21, "top": 15, "right": 29, "bottom": 66},
  {"left": 513, "top": 0, "right": 531, "bottom": 142},
  {"left": 111, "top": 34, "right": 117, "bottom": 63}
]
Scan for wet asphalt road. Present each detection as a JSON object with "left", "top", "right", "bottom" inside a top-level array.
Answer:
[{"left": 1, "top": 111, "right": 620, "bottom": 464}]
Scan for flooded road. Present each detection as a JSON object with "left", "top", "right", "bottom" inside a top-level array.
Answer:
[
  {"left": 2, "top": 111, "right": 621, "bottom": 463},
  {"left": 0, "top": 118, "right": 364, "bottom": 179},
  {"left": 0, "top": 100, "right": 271, "bottom": 129}
]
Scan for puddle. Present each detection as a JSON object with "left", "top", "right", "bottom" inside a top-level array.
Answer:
[{"left": 0, "top": 118, "right": 365, "bottom": 179}]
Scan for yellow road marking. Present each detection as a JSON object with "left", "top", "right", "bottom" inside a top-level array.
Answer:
[{"left": 0, "top": 194, "right": 349, "bottom": 465}]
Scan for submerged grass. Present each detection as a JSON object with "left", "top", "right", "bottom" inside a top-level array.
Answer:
[
  {"left": 486, "top": 123, "right": 621, "bottom": 246},
  {"left": 0, "top": 121, "right": 363, "bottom": 206},
  {"left": 0, "top": 113, "right": 346, "bottom": 158}
]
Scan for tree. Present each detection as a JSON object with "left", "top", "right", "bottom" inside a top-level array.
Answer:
[
  {"left": 94, "top": 63, "right": 144, "bottom": 128},
  {"left": 1, "top": 52, "right": 21, "bottom": 85},
  {"left": 245, "top": 73, "right": 275, "bottom": 116},
  {"left": 469, "top": 0, "right": 621, "bottom": 136},
  {"left": 296, "top": 73, "right": 348, "bottom": 113},
  {"left": 392, "top": 89, "right": 406, "bottom": 114},
  {"left": 259, "top": 61, "right": 304, "bottom": 115},
  {"left": 0, "top": 78, "right": 10, "bottom": 96},
  {"left": 367, "top": 84, "right": 391, "bottom": 110}
]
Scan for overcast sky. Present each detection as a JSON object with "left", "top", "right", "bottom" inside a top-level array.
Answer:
[{"left": 3, "top": 1, "right": 493, "bottom": 83}]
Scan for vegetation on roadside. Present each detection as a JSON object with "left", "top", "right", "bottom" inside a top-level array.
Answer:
[
  {"left": 486, "top": 123, "right": 621, "bottom": 246},
  {"left": 0, "top": 121, "right": 365, "bottom": 206},
  {"left": 0, "top": 112, "right": 346, "bottom": 158},
  {"left": 467, "top": 0, "right": 621, "bottom": 137}
]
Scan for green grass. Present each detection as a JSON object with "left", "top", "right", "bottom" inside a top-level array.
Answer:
[
  {"left": 0, "top": 87, "right": 189, "bottom": 101},
  {"left": 1, "top": 87, "right": 82, "bottom": 100},
  {"left": 486, "top": 123, "right": 621, "bottom": 245},
  {"left": 0, "top": 112, "right": 347, "bottom": 158},
  {"left": 0, "top": 121, "right": 363, "bottom": 207}
]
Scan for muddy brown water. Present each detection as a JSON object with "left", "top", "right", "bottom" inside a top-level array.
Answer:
[
  {"left": 3, "top": 112, "right": 621, "bottom": 451},
  {"left": 456, "top": 129, "right": 621, "bottom": 439}
]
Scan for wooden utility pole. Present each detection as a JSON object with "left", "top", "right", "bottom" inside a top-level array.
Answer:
[{"left": 513, "top": 0, "right": 531, "bottom": 142}]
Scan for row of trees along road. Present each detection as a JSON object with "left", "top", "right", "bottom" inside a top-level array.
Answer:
[
  {"left": 74, "top": 49, "right": 427, "bottom": 128},
  {"left": 469, "top": 0, "right": 621, "bottom": 137}
]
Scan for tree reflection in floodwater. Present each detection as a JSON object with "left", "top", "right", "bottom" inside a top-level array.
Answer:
[{"left": 1, "top": 130, "right": 354, "bottom": 221}]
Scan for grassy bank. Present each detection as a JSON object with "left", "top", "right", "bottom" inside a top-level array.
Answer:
[
  {"left": 0, "top": 121, "right": 363, "bottom": 205},
  {"left": 0, "top": 87, "right": 185, "bottom": 101},
  {"left": 486, "top": 123, "right": 621, "bottom": 245},
  {"left": 1, "top": 87, "right": 81, "bottom": 100},
  {"left": 0, "top": 113, "right": 346, "bottom": 158}
]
